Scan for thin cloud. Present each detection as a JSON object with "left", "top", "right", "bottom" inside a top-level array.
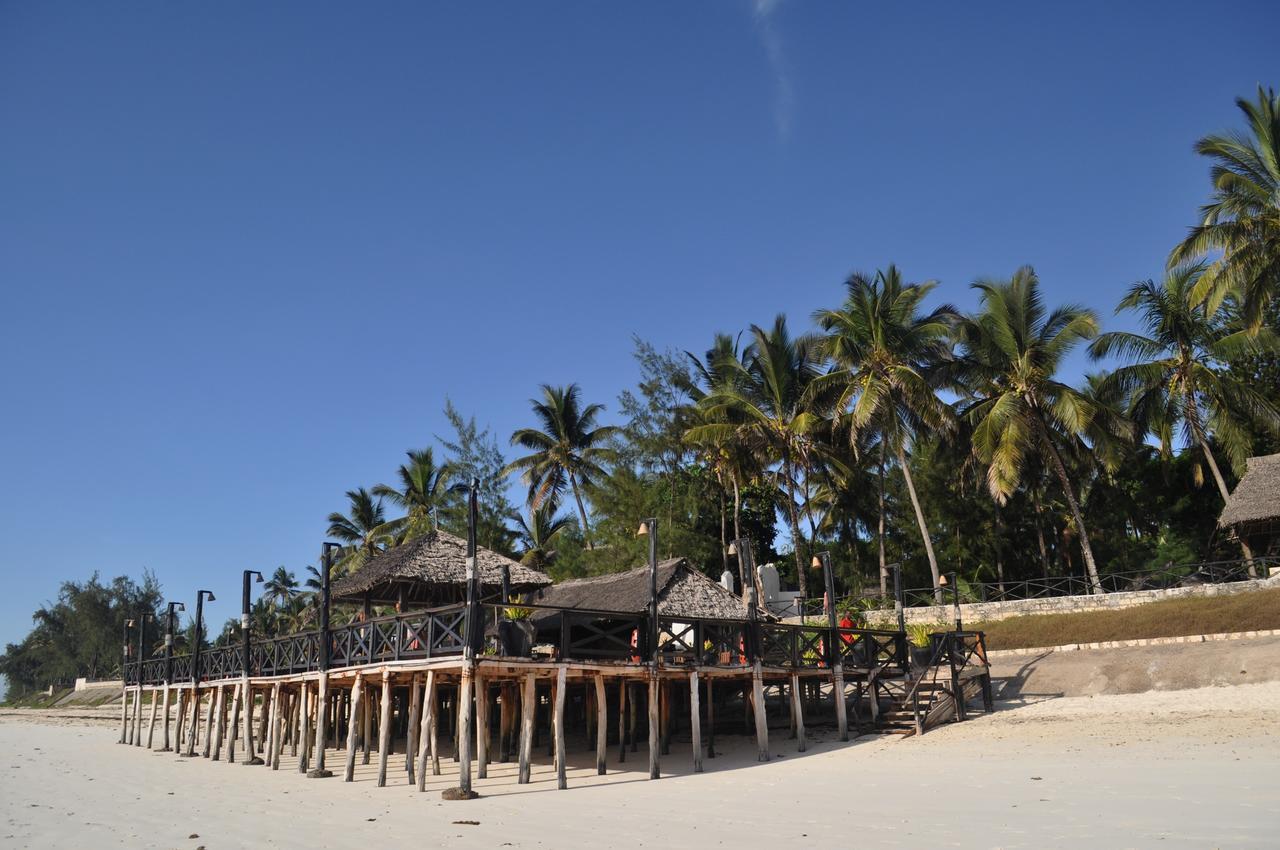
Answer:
[{"left": 751, "top": 0, "right": 793, "bottom": 140}]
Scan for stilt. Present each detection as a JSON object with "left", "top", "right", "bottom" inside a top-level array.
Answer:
[
  {"left": 227, "top": 682, "right": 243, "bottom": 763},
  {"left": 161, "top": 684, "right": 173, "bottom": 751},
  {"left": 210, "top": 685, "right": 226, "bottom": 760},
  {"left": 264, "top": 685, "right": 277, "bottom": 764},
  {"left": 457, "top": 666, "right": 475, "bottom": 794},
  {"left": 308, "top": 672, "right": 332, "bottom": 778},
  {"left": 173, "top": 688, "right": 186, "bottom": 753},
  {"left": 647, "top": 671, "right": 660, "bottom": 780},
  {"left": 428, "top": 672, "right": 440, "bottom": 777},
  {"left": 617, "top": 678, "right": 627, "bottom": 764},
  {"left": 258, "top": 686, "right": 270, "bottom": 754},
  {"left": 242, "top": 680, "right": 260, "bottom": 765},
  {"left": 706, "top": 676, "right": 715, "bottom": 758},
  {"left": 361, "top": 683, "right": 372, "bottom": 764},
  {"left": 790, "top": 672, "right": 806, "bottom": 753},
  {"left": 344, "top": 673, "right": 364, "bottom": 782},
  {"left": 751, "top": 665, "right": 769, "bottom": 762},
  {"left": 296, "top": 683, "right": 308, "bottom": 773},
  {"left": 377, "top": 671, "right": 392, "bottom": 787},
  {"left": 203, "top": 686, "right": 216, "bottom": 757},
  {"left": 133, "top": 686, "right": 144, "bottom": 746},
  {"left": 517, "top": 672, "right": 535, "bottom": 784},
  {"left": 689, "top": 670, "right": 703, "bottom": 773},
  {"left": 630, "top": 683, "right": 639, "bottom": 752},
  {"left": 416, "top": 670, "right": 436, "bottom": 791},
  {"left": 660, "top": 679, "right": 672, "bottom": 756},
  {"left": 498, "top": 683, "right": 512, "bottom": 763},
  {"left": 147, "top": 687, "right": 160, "bottom": 749},
  {"left": 546, "top": 677, "right": 556, "bottom": 758},
  {"left": 406, "top": 674, "right": 421, "bottom": 784},
  {"left": 271, "top": 682, "right": 285, "bottom": 770},
  {"left": 118, "top": 681, "right": 129, "bottom": 744},
  {"left": 124, "top": 687, "right": 135, "bottom": 745},
  {"left": 553, "top": 665, "right": 567, "bottom": 790},
  {"left": 833, "top": 665, "right": 849, "bottom": 741},
  {"left": 290, "top": 688, "right": 301, "bottom": 757},
  {"left": 594, "top": 673, "right": 607, "bottom": 775},
  {"left": 184, "top": 687, "right": 199, "bottom": 757},
  {"left": 476, "top": 676, "right": 488, "bottom": 780}
]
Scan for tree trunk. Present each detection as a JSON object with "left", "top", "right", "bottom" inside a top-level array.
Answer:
[
  {"left": 1186, "top": 397, "right": 1257, "bottom": 573},
  {"left": 782, "top": 450, "right": 809, "bottom": 599},
  {"left": 896, "top": 444, "right": 942, "bottom": 603},
  {"left": 568, "top": 471, "right": 593, "bottom": 550},
  {"left": 1032, "top": 488, "right": 1051, "bottom": 581},
  {"left": 1036, "top": 417, "right": 1103, "bottom": 594},
  {"left": 878, "top": 442, "right": 887, "bottom": 598},
  {"left": 718, "top": 482, "right": 729, "bottom": 579},
  {"left": 732, "top": 475, "right": 748, "bottom": 600}
]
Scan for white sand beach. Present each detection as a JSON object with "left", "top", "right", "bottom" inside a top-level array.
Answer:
[{"left": 2, "top": 681, "right": 1277, "bottom": 850}]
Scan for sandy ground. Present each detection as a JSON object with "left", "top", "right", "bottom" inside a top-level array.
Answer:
[{"left": 2, "top": 682, "right": 1277, "bottom": 850}]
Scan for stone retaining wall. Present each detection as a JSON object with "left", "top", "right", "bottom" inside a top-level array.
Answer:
[{"left": 863, "top": 570, "right": 1280, "bottom": 626}]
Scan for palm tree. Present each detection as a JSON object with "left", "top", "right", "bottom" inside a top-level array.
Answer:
[
  {"left": 504, "top": 384, "right": 619, "bottom": 548},
  {"left": 262, "top": 566, "right": 298, "bottom": 608},
  {"left": 812, "top": 266, "right": 959, "bottom": 599},
  {"left": 689, "top": 316, "right": 823, "bottom": 597},
  {"left": 1090, "top": 263, "right": 1280, "bottom": 566},
  {"left": 955, "top": 266, "right": 1106, "bottom": 594},
  {"left": 1171, "top": 87, "right": 1280, "bottom": 329},
  {"left": 373, "top": 447, "right": 452, "bottom": 542},
  {"left": 326, "top": 487, "right": 392, "bottom": 574},
  {"left": 510, "top": 502, "right": 572, "bottom": 571}
]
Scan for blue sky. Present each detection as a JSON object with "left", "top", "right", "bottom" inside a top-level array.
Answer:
[{"left": 1, "top": 1, "right": 1276, "bottom": 653}]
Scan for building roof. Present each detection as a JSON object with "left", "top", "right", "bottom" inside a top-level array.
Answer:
[
  {"left": 1218, "top": 453, "right": 1280, "bottom": 529},
  {"left": 530, "top": 558, "right": 765, "bottom": 621},
  {"left": 330, "top": 530, "right": 551, "bottom": 605}
]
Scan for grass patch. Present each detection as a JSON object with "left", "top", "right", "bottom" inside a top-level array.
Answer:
[{"left": 975, "top": 587, "right": 1280, "bottom": 651}]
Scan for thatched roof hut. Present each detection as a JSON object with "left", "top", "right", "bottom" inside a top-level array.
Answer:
[
  {"left": 1218, "top": 453, "right": 1280, "bottom": 552},
  {"left": 529, "top": 558, "right": 769, "bottom": 621},
  {"left": 330, "top": 530, "right": 551, "bottom": 608}
]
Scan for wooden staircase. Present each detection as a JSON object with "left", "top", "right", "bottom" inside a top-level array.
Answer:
[{"left": 870, "top": 631, "right": 993, "bottom": 738}]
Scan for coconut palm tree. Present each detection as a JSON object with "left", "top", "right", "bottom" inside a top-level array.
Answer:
[
  {"left": 504, "top": 384, "right": 619, "bottom": 548},
  {"left": 689, "top": 316, "right": 823, "bottom": 597},
  {"left": 373, "top": 447, "right": 453, "bottom": 542},
  {"left": 326, "top": 487, "right": 392, "bottom": 574},
  {"left": 1171, "top": 87, "right": 1280, "bottom": 329},
  {"left": 510, "top": 502, "right": 572, "bottom": 571},
  {"left": 262, "top": 566, "right": 298, "bottom": 608},
  {"left": 954, "top": 266, "right": 1106, "bottom": 594},
  {"left": 1090, "top": 263, "right": 1280, "bottom": 566},
  {"left": 812, "top": 266, "right": 959, "bottom": 599}
]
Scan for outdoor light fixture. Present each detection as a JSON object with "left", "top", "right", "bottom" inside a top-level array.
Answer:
[
  {"left": 727, "top": 540, "right": 738, "bottom": 556},
  {"left": 636, "top": 520, "right": 651, "bottom": 536}
]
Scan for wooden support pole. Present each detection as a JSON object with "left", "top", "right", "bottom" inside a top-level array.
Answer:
[
  {"left": 210, "top": 685, "right": 225, "bottom": 760},
  {"left": 361, "top": 683, "right": 372, "bottom": 764},
  {"left": 457, "top": 666, "right": 475, "bottom": 793},
  {"left": 124, "top": 687, "right": 135, "bottom": 745},
  {"left": 647, "top": 671, "right": 660, "bottom": 780},
  {"left": 629, "top": 683, "right": 639, "bottom": 752},
  {"left": 377, "top": 671, "right": 393, "bottom": 787},
  {"left": 594, "top": 673, "right": 607, "bottom": 775},
  {"left": 517, "top": 673, "right": 535, "bottom": 784},
  {"left": 790, "top": 672, "right": 806, "bottom": 753},
  {"left": 415, "top": 670, "right": 436, "bottom": 791},
  {"left": 344, "top": 673, "right": 364, "bottom": 782},
  {"left": 184, "top": 687, "right": 200, "bottom": 757},
  {"left": 133, "top": 686, "right": 144, "bottom": 746},
  {"left": 751, "top": 665, "right": 769, "bottom": 762},
  {"left": 553, "top": 665, "right": 567, "bottom": 790},
  {"left": 406, "top": 674, "right": 421, "bottom": 784},
  {"left": 227, "top": 682, "right": 242, "bottom": 763},
  {"left": 498, "top": 683, "right": 511, "bottom": 763},
  {"left": 833, "top": 665, "right": 848, "bottom": 742},
  {"left": 689, "top": 670, "right": 703, "bottom": 773},
  {"left": 660, "top": 680, "right": 672, "bottom": 756},
  {"left": 307, "top": 673, "right": 332, "bottom": 778},
  {"left": 545, "top": 677, "right": 556, "bottom": 758},
  {"left": 173, "top": 687, "right": 186, "bottom": 753},
  {"left": 616, "top": 678, "right": 627, "bottom": 764},
  {"left": 242, "top": 680, "right": 260, "bottom": 765},
  {"left": 476, "top": 676, "right": 488, "bottom": 780},
  {"left": 147, "top": 687, "right": 160, "bottom": 749},
  {"left": 200, "top": 685, "right": 215, "bottom": 757},
  {"left": 290, "top": 688, "right": 301, "bottom": 756},
  {"left": 706, "top": 676, "right": 715, "bottom": 759},
  {"left": 295, "top": 683, "right": 308, "bottom": 773},
  {"left": 264, "top": 685, "right": 277, "bottom": 764},
  {"left": 271, "top": 682, "right": 285, "bottom": 770},
  {"left": 258, "top": 687, "right": 270, "bottom": 754},
  {"left": 119, "top": 681, "right": 129, "bottom": 744},
  {"left": 161, "top": 684, "right": 173, "bottom": 751}
]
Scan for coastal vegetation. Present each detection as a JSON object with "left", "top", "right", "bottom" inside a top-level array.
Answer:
[{"left": 2, "top": 88, "right": 1278, "bottom": 699}]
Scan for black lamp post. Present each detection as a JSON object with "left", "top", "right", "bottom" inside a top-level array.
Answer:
[
  {"left": 135, "top": 612, "right": 150, "bottom": 684},
  {"left": 939, "top": 571, "right": 962, "bottom": 632},
  {"left": 889, "top": 562, "right": 905, "bottom": 634},
  {"left": 811, "top": 551, "right": 836, "bottom": 630},
  {"left": 637, "top": 518, "right": 658, "bottom": 661},
  {"left": 191, "top": 590, "right": 216, "bottom": 685},
  {"left": 241, "top": 570, "right": 264, "bottom": 676},
  {"left": 729, "top": 538, "right": 758, "bottom": 661},
  {"left": 119, "top": 617, "right": 134, "bottom": 744},
  {"left": 161, "top": 601, "right": 184, "bottom": 751},
  {"left": 320, "top": 543, "right": 340, "bottom": 671}
]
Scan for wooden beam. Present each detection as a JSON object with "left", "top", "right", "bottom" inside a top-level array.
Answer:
[
  {"left": 498, "top": 683, "right": 512, "bottom": 763},
  {"left": 295, "top": 682, "right": 308, "bottom": 773},
  {"left": 184, "top": 687, "right": 200, "bottom": 757},
  {"left": 616, "top": 678, "right": 627, "bottom": 764},
  {"left": 553, "top": 665, "right": 567, "bottom": 790},
  {"left": 376, "top": 671, "right": 393, "bottom": 787},
  {"left": 271, "top": 682, "right": 285, "bottom": 769},
  {"left": 647, "top": 672, "right": 660, "bottom": 780},
  {"left": 406, "top": 674, "right": 421, "bottom": 784},
  {"left": 227, "top": 682, "right": 242, "bottom": 763},
  {"left": 161, "top": 684, "right": 173, "bottom": 752},
  {"left": 263, "top": 685, "right": 277, "bottom": 764},
  {"left": 594, "top": 673, "right": 606, "bottom": 775},
  {"left": 416, "top": 670, "right": 435, "bottom": 791},
  {"left": 307, "top": 673, "right": 333, "bottom": 778},
  {"left": 344, "top": 673, "right": 364, "bottom": 782},
  {"left": 427, "top": 672, "right": 440, "bottom": 777},
  {"left": 476, "top": 675, "right": 488, "bottom": 780},
  {"left": 833, "top": 664, "right": 848, "bottom": 742},
  {"left": 210, "top": 685, "right": 225, "bottom": 760},
  {"left": 457, "top": 666, "right": 474, "bottom": 793},
  {"left": 361, "top": 682, "right": 372, "bottom": 765},
  {"left": 790, "top": 672, "right": 806, "bottom": 753},
  {"left": 689, "top": 670, "right": 703, "bottom": 773},
  {"left": 146, "top": 686, "right": 160, "bottom": 749},
  {"left": 517, "top": 672, "right": 535, "bottom": 784},
  {"left": 751, "top": 664, "right": 769, "bottom": 762},
  {"left": 172, "top": 687, "right": 185, "bottom": 753}
]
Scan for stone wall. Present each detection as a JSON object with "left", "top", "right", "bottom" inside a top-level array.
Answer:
[{"left": 863, "top": 571, "right": 1280, "bottom": 626}]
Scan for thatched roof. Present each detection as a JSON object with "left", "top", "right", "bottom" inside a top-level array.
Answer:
[
  {"left": 1218, "top": 453, "right": 1280, "bottom": 529},
  {"left": 530, "top": 558, "right": 766, "bottom": 621},
  {"left": 330, "top": 530, "right": 551, "bottom": 606}
]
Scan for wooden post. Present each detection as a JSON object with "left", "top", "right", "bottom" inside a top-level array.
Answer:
[
  {"left": 184, "top": 687, "right": 200, "bottom": 757},
  {"left": 242, "top": 680, "right": 259, "bottom": 765},
  {"left": 647, "top": 671, "right": 660, "bottom": 780},
  {"left": 201, "top": 686, "right": 215, "bottom": 757},
  {"left": 377, "top": 671, "right": 393, "bottom": 787},
  {"left": 361, "top": 682, "right": 372, "bottom": 764},
  {"left": 751, "top": 665, "right": 769, "bottom": 762},
  {"left": 406, "top": 674, "right": 421, "bottom": 784},
  {"left": 270, "top": 682, "right": 285, "bottom": 769},
  {"left": 517, "top": 673, "right": 535, "bottom": 784},
  {"left": 629, "top": 683, "right": 639, "bottom": 753},
  {"left": 295, "top": 683, "right": 308, "bottom": 773},
  {"left": 415, "top": 670, "right": 436, "bottom": 791},
  {"left": 258, "top": 687, "right": 270, "bottom": 754},
  {"left": 476, "top": 676, "right": 488, "bottom": 780},
  {"left": 706, "top": 676, "right": 715, "bottom": 759},
  {"left": 593, "top": 673, "right": 607, "bottom": 775},
  {"left": 119, "top": 680, "right": 129, "bottom": 744},
  {"left": 124, "top": 687, "right": 135, "bottom": 745},
  {"left": 498, "top": 683, "right": 512, "bottom": 763},
  {"left": 146, "top": 688, "right": 160, "bottom": 749},
  {"left": 344, "top": 673, "right": 364, "bottom": 782},
  {"left": 227, "top": 682, "right": 242, "bottom": 763},
  {"left": 161, "top": 684, "right": 173, "bottom": 751},
  {"left": 308, "top": 672, "right": 332, "bottom": 777},
  {"left": 545, "top": 677, "right": 556, "bottom": 758},
  {"left": 210, "top": 685, "right": 225, "bottom": 760},
  {"left": 660, "top": 680, "right": 671, "bottom": 756},
  {"left": 263, "top": 685, "right": 277, "bottom": 764},
  {"left": 833, "top": 665, "right": 848, "bottom": 741},
  {"left": 290, "top": 688, "right": 301, "bottom": 757},
  {"left": 457, "top": 667, "right": 475, "bottom": 793},
  {"left": 133, "top": 686, "right": 144, "bottom": 746},
  {"left": 553, "top": 665, "right": 567, "bottom": 790},
  {"left": 790, "top": 672, "right": 806, "bottom": 753},
  {"left": 689, "top": 670, "right": 703, "bottom": 773},
  {"left": 616, "top": 678, "right": 627, "bottom": 764},
  {"left": 173, "top": 687, "right": 186, "bottom": 753}
]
